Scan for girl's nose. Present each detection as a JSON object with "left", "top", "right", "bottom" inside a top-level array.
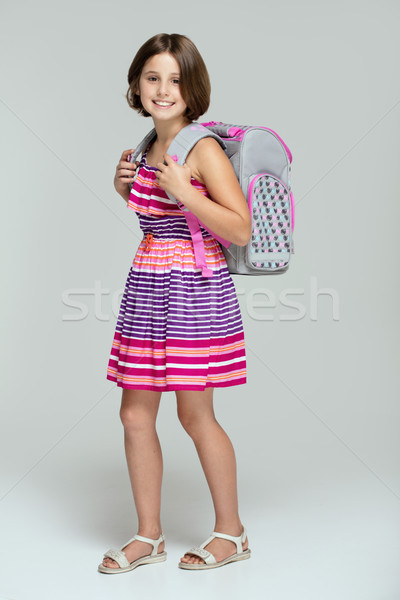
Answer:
[{"left": 157, "top": 82, "right": 169, "bottom": 96}]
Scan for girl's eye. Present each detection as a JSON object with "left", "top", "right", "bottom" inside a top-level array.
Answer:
[{"left": 146, "top": 76, "right": 180, "bottom": 84}]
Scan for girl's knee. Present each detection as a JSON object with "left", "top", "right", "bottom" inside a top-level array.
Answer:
[
  {"left": 119, "top": 405, "right": 156, "bottom": 432},
  {"left": 177, "top": 406, "right": 216, "bottom": 437},
  {"left": 176, "top": 410, "right": 194, "bottom": 434},
  {"left": 176, "top": 389, "right": 215, "bottom": 435},
  {"left": 119, "top": 389, "right": 160, "bottom": 431}
]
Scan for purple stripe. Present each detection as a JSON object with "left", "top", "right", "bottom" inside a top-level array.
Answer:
[
  {"left": 138, "top": 213, "right": 212, "bottom": 240},
  {"left": 126, "top": 270, "right": 235, "bottom": 287},
  {"left": 119, "top": 309, "right": 242, "bottom": 326},
  {"left": 116, "top": 319, "right": 244, "bottom": 339}
]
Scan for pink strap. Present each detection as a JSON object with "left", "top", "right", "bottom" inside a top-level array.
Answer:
[
  {"left": 290, "top": 191, "right": 295, "bottom": 231},
  {"left": 183, "top": 212, "right": 213, "bottom": 277}
]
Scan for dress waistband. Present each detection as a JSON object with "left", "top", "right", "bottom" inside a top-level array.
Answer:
[
  {"left": 139, "top": 214, "right": 215, "bottom": 278},
  {"left": 142, "top": 230, "right": 213, "bottom": 247}
]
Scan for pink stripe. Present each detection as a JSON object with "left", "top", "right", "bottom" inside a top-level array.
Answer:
[
  {"left": 290, "top": 191, "right": 295, "bottom": 230},
  {"left": 108, "top": 365, "right": 246, "bottom": 378},
  {"left": 110, "top": 352, "right": 246, "bottom": 368},
  {"left": 106, "top": 375, "right": 246, "bottom": 391},
  {"left": 111, "top": 356, "right": 245, "bottom": 369},
  {"left": 114, "top": 331, "right": 245, "bottom": 348}
]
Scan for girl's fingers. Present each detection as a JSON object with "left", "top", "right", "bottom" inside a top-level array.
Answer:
[
  {"left": 119, "top": 163, "right": 137, "bottom": 171},
  {"left": 120, "top": 159, "right": 140, "bottom": 169},
  {"left": 120, "top": 148, "right": 135, "bottom": 159},
  {"left": 115, "top": 153, "right": 140, "bottom": 183},
  {"left": 119, "top": 168, "right": 136, "bottom": 179},
  {"left": 117, "top": 163, "right": 137, "bottom": 174}
]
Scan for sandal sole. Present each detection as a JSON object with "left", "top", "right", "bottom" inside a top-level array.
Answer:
[
  {"left": 98, "top": 551, "right": 167, "bottom": 574},
  {"left": 178, "top": 548, "right": 251, "bottom": 570}
]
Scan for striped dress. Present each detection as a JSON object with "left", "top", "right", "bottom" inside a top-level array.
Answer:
[{"left": 106, "top": 145, "right": 247, "bottom": 391}]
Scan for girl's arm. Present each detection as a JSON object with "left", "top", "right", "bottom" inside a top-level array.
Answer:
[{"left": 156, "top": 138, "right": 252, "bottom": 246}]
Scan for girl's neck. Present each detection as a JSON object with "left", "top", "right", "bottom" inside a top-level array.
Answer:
[{"left": 153, "top": 116, "right": 192, "bottom": 149}]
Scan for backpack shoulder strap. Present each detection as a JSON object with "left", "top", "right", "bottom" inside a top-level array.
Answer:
[
  {"left": 129, "top": 123, "right": 226, "bottom": 167},
  {"left": 128, "top": 128, "right": 157, "bottom": 165},
  {"left": 128, "top": 128, "right": 157, "bottom": 191},
  {"left": 166, "top": 122, "right": 226, "bottom": 166}
]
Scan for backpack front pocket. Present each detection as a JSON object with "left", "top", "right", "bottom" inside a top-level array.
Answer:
[{"left": 247, "top": 173, "right": 293, "bottom": 272}]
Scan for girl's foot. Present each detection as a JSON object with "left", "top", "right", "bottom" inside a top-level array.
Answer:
[
  {"left": 102, "top": 531, "right": 165, "bottom": 569},
  {"left": 179, "top": 527, "right": 248, "bottom": 565}
]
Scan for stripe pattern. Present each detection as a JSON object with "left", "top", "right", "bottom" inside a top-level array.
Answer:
[{"left": 106, "top": 148, "right": 246, "bottom": 391}]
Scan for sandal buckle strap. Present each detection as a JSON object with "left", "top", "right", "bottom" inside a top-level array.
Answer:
[
  {"left": 103, "top": 548, "right": 130, "bottom": 568},
  {"left": 187, "top": 547, "right": 216, "bottom": 565}
]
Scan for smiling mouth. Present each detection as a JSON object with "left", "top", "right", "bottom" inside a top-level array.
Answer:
[{"left": 153, "top": 101, "right": 174, "bottom": 107}]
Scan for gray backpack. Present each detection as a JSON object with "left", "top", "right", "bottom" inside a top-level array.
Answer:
[{"left": 128, "top": 121, "right": 294, "bottom": 276}]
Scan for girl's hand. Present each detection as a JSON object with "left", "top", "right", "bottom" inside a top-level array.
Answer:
[
  {"left": 155, "top": 154, "right": 192, "bottom": 201},
  {"left": 114, "top": 149, "right": 139, "bottom": 202}
]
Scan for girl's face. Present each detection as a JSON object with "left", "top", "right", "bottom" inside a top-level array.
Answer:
[{"left": 136, "top": 52, "right": 188, "bottom": 123}]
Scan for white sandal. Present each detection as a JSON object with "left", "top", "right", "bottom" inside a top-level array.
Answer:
[
  {"left": 98, "top": 532, "right": 167, "bottom": 574},
  {"left": 178, "top": 527, "right": 251, "bottom": 570}
]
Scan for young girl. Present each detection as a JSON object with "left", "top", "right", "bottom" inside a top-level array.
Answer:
[{"left": 99, "top": 33, "right": 252, "bottom": 573}]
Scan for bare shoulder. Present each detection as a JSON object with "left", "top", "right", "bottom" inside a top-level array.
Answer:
[
  {"left": 186, "top": 137, "right": 230, "bottom": 184},
  {"left": 189, "top": 136, "right": 228, "bottom": 165},
  {"left": 185, "top": 135, "right": 248, "bottom": 217}
]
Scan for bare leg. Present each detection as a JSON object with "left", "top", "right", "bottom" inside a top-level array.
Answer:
[
  {"left": 102, "top": 388, "right": 165, "bottom": 569},
  {"left": 176, "top": 388, "right": 249, "bottom": 565}
]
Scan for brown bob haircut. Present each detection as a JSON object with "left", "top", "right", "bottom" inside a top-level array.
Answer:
[{"left": 126, "top": 33, "right": 211, "bottom": 122}]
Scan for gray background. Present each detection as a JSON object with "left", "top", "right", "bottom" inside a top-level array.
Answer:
[{"left": 1, "top": 0, "right": 399, "bottom": 598}]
